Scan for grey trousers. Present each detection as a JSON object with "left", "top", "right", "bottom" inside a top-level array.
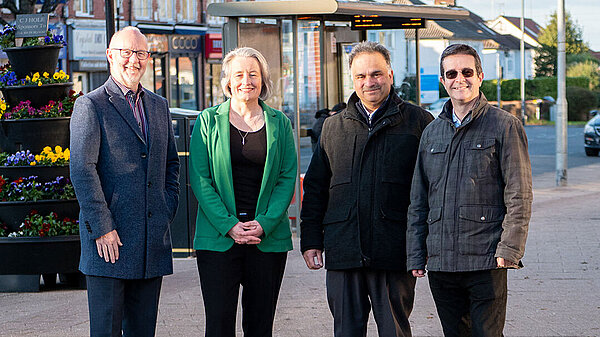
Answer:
[{"left": 326, "top": 268, "right": 416, "bottom": 337}]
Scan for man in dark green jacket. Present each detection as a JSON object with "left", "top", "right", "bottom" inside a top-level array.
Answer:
[
  {"left": 300, "top": 41, "right": 433, "bottom": 337},
  {"left": 407, "top": 44, "right": 533, "bottom": 337}
]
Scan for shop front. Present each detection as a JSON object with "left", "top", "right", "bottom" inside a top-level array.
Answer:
[{"left": 67, "top": 23, "right": 109, "bottom": 93}]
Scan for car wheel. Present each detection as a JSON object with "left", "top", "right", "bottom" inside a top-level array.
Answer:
[{"left": 585, "top": 148, "right": 599, "bottom": 156}]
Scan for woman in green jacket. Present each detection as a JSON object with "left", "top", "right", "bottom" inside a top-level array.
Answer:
[{"left": 189, "top": 47, "right": 297, "bottom": 337}]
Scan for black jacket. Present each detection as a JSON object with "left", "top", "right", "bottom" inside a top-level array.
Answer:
[
  {"left": 300, "top": 90, "right": 433, "bottom": 270},
  {"left": 406, "top": 93, "right": 533, "bottom": 272}
]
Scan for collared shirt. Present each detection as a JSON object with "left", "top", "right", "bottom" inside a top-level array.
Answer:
[
  {"left": 452, "top": 110, "right": 462, "bottom": 128},
  {"left": 111, "top": 76, "right": 148, "bottom": 141},
  {"left": 355, "top": 94, "right": 391, "bottom": 127}
]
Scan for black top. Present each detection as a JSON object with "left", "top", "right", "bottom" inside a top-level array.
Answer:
[{"left": 230, "top": 122, "right": 267, "bottom": 220}]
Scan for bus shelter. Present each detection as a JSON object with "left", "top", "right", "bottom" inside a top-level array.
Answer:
[{"left": 207, "top": 0, "right": 469, "bottom": 227}]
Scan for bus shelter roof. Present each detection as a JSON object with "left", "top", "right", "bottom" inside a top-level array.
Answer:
[{"left": 207, "top": 0, "right": 470, "bottom": 21}]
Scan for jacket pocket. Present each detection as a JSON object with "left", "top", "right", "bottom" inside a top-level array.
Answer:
[
  {"left": 458, "top": 205, "right": 505, "bottom": 255},
  {"left": 464, "top": 138, "right": 498, "bottom": 179},
  {"left": 425, "top": 207, "right": 442, "bottom": 257},
  {"left": 329, "top": 135, "right": 356, "bottom": 188},
  {"left": 423, "top": 142, "right": 449, "bottom": 184}
]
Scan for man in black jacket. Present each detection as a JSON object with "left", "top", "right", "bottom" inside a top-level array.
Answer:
[{"left": 300, "top": 41, "right": 433, "bottom": 337}]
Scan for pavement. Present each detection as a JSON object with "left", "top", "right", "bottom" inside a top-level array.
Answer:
[{"left": 2, "top": 161, "right": 600, "bottom": 336}]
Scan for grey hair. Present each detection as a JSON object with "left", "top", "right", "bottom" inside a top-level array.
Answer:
[
  {"left": 221, "top": 47, "right": 273, "bottom": 101},
  {"left": 348, "top": 41, "right": 392, "bottom": 70}
]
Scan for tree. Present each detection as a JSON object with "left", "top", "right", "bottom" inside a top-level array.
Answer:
[
  {"left": 0, "top": 0, "right": 61, "bottom": 26},
  {"left": 534, "top": 11, "right": 589, "bottom": 77},
  {"left": 567, "top": 60, "right": 600, "bottom": 90}
]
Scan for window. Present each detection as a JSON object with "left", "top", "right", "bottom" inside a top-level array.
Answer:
[
  {"left": 134, "top": 0, "right": 151, "bottom": 19},
  {"left": 180, "top": 0, "right": 197, "bottom": 22},
  {"left": 75, "top": 0, "right": 93, "bottom": 15},
  {"left": 159, "top": 0, "right": 175, "bottom": 21},
  {"left": 206, "top": 0, "right": 225, "bottom": 25}
]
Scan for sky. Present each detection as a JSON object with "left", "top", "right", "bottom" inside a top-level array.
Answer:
[{"left": 421, "top": 0, "right": 600, "bottom": 51}]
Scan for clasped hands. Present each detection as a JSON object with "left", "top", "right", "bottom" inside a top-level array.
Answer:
[{"left": 228, "top": 220, "right": 264, "bottom": 245}]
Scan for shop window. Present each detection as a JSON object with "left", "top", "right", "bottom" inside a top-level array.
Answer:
[
  {"left": 170, "top": 57, "right": 199, "bottom": 110},
  {"left": 75, "top": 0, "right": 93, "bottom": 15},
  {"left": 134, "top": 0, "right": 151, "bottom": 19},
  {"left": 159, "top": 0, "right": 175, "bottom": 22}
]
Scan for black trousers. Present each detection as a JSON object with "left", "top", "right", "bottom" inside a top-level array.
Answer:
[
  {"left": 428, "top": 269, "right": 507, "bottom": 337},
  {"left": 86, "top": 275, "right": 163, "bottom": 337},
  {"left": 326, "top": 268, "right": 416, "bottom": 337},
  {"left": 196, "top": 245, "right": 287, "bottom": 337}
]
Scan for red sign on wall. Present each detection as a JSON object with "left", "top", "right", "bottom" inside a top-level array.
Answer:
[{"left": 205, "top": 33, "right": 222, "bottom": 59}]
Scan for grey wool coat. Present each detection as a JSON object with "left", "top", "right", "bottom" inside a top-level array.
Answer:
[{"left": 70, "top": 77, "right": 180, "bottom": 279}]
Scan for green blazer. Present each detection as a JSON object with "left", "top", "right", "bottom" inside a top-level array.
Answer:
[{"left": 189, "top": 99, "right": 297, "bottom": 252}]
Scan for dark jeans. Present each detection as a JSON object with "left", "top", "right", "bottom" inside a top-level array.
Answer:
[
  {"left": 86, "top": 275, "right": 163, "bottom": 337},
  {"left": 428, "top": 269, "right": 507, "bottom": 337},
  {"left": 196, "top": 245, "right": 287, "bottom": 337},
  {"left": 326, "top": 268, "right": 416, "bottom": 337}
]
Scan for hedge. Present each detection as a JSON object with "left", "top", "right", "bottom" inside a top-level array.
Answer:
[{"left": 439, "top": 76, "right": 590, "bottom": 101}]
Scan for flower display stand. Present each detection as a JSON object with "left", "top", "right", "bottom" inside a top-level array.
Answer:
[
  {"left": 0, "top": 40, "right": 82, "bottom": 292},
  {"left": 3, "top": 45, "right": 63, "bottom": 79},
  {"left": 0, "top": 117, "right": 70, "bottom": 153},
  {"left": 0, "top": 236, "right": 82, "bottom": 292},
  {"left": 1, "top": 82, "right": 74, "bottom": 108}
]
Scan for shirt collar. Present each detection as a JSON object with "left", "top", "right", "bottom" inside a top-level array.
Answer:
[{"left": 111, "top": 76, "right": 144, "bottom": 98}]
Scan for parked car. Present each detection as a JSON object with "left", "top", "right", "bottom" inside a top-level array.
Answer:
[
  {"left": 427, "top": 97, "right": 450, "bottom": 118},
  {"left": 584, "top": 111, "right": 600, "bottom": 156}
]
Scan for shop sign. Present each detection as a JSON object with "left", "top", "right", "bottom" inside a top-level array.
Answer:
[
  {"left": 15, "top": 14, "right": 49, "bottom": 38},
  {"left": 71, "top": 60, "right": 108, "bottom": 72},
  {"left": 169, "top": 35, "right": 202, "bottom": 54},
  {"left": 71, "top": 28, "right": 107, "bottom": 60},
  {"left": 205, "top": 33, "right": 222, "bottom": 59}
]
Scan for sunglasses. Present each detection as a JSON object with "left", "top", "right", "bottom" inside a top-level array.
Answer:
[{"left": 444, "top": 68, "right": 475, "bottom": 79}]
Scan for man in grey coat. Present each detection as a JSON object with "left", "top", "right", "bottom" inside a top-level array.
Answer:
[
  {"left": 407, "top": 44, "right": 532, "bottom": 337},
  {"left": 70, "top": 27, "right": 179, "bottom": 337}
]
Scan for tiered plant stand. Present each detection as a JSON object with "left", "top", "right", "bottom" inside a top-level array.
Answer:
[{"left": 0, "top": 44, "right": 83, "bottom": 292}]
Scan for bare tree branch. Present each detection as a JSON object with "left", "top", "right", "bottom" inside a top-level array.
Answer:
[{"left": 0, "top": 0, "right": 20, "bottom": 14}]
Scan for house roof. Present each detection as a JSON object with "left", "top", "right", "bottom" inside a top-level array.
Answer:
[
  {"left": 500, "top": 16, "right": 542, "bottom": 40},
  {"left": 484, "top": 34, "right": 534, "bottom": 50}
]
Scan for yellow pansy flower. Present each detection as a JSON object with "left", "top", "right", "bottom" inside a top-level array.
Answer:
[
  {"left": 35, "top": 154, "right": 42, "bottom": 161},
  {"left": 30, "top": 162, "right": 36, "bottom": 166},
  {"left": 66, "top": 74, "right": 70, "bottom": 80},
  {"left": 37, "top": 81, "right": 42, "bottom": 86},
  {"left": 53, "top": 72, "right": 59, "bottom": 80},
  {"left": 1, "top": 103, "right": 6, "bottom": 111},
  {"left": 55, "top": 145, "right": 62, "bottom": 153},
  {"left": 43, "top": 146, "right": 52, "bottom": 153},
  {"left": 43, "top": 72, "right": 49, "bottom": 78}
]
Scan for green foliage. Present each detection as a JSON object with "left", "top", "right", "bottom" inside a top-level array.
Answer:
[
  {"left": 566, "top": 86, "right": 598, "bottom": 121},
  {"left": 535, "top": 11, "right": 589, "bottom": 77},
  {"left": 475, "top": 77, "right": 590, "bottom": 101},
  {"left": 567, "top": 60, "right": 600, "bottom": 90}
]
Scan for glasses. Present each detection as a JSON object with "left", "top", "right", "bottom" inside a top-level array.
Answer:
[
  {"left": 445, "top": 68, "right": 475, "bottom": 79},
  {"left": 111, "top": 48, "right": 150, "bottom": 60}
]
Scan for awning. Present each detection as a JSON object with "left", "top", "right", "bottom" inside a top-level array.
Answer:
[
  {"left": 136, "top": 23, "right": 208, "bottom": 36},
  {"left": 207, "top": 0, "right": 470, "bottom": 20}
]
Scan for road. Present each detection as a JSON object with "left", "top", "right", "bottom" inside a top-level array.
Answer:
[{"left": 299, "top": 125, "right": 599, "bottom": 177}]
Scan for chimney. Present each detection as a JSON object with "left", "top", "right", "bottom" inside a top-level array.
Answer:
[{"left": 434, "top": 0, "right": 456, "bottom": 6}]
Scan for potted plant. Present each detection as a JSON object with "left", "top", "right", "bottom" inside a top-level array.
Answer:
[{"left": 0, "top": 24, "right": 67, "bottom": 79}]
